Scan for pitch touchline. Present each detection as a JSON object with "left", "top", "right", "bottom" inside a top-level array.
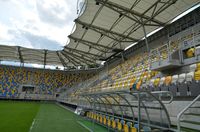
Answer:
[{"left": 29, "top": 118, "right": 36, "bottom": 132}]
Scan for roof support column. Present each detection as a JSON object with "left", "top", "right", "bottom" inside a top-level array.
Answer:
[
  {"left": 44, "top": 50, "right": 47, "bottom": 69},
  {"left": 141, "top": 19, "right": 150, "bottom": 53}
]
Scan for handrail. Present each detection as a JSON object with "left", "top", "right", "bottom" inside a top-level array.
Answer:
[
  {"left": 151, "top": 91, "right": 174, "bottom": 104},
  {"left": 177, "top": 94, "right": 200, "bottom": 132}
]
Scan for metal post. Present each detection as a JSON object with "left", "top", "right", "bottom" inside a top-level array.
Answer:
[
  {"left": 141, "top": 19, "right": 150, "bottom": 53},
  {"left": 138, "top": 92, "right": 141, "bottom": 132},
  {"left": 92, "top": 96, "right": 96, "bottom": 132}
]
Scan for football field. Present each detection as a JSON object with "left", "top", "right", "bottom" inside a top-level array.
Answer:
[{"left": 0, "top": 101, "right": 106, "bottom": 132}]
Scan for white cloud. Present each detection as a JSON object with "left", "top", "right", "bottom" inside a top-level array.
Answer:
[
  {"left": 0, "top": 0, "right": 78, "bottom": 50},
  {"left": 0, "top": 22, "right": 12, "bottom": 40}
]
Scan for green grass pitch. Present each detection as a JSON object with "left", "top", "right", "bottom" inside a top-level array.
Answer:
[{"left": 0, "top": 101, "right": 106, "bottom": 132}]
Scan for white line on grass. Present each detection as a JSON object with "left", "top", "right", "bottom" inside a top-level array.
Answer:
[
  {"left": 29, "top": 118, "right": 36, "bottom": 132},
  {"left": 77, "top": 121, "right": 93, "bottom": 132}
]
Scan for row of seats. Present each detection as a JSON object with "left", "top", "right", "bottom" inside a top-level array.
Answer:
[
  {"left": 79, "top": 63, "right": 200, "bottom": 97},
  {"left": 0, "top": 66, "right": 94, "bottom": 97},
  {"left": 86, "top": 111, "right": 153, "bottom": 132},
  {"left": 141, "top": 63, "right": 200, "bottom": 96}
]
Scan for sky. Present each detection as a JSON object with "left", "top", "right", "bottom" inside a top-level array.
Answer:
[{"left": 0, "top": 0, "right": 80, "bottom": 50}]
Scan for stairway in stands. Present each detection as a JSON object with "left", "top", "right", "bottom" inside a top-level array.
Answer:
[{"left": 177, "top": 95, "right": 200, "bottom": 132}]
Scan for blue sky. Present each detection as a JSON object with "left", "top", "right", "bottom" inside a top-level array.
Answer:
[{"left": 0, "top": 0, "right": 79, "bottom": 50}]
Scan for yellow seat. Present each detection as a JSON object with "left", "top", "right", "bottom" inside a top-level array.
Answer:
[
  {"left": 117, "top": 121, "right": 122, "bottom": 131},
  {"left": 119, "top": 81, "right": 124, "bottom": 89},
  {"left": 107, "top": 118, "right": 111, "bottom": 127},
  {"left": 112, "top": 119, "right": 116, "bottom": 129},
  {"left": 99, "top": 116, "right": 103, "bottom": 123},
  {"left": 124, "top": 79, "right": 129, "bottom": 88},
  {"left": 96, "top": 114, "right": 99, "bottom": 122},
  {"left": 197, "top": 63, "right": 200, "bottom": 71},
  {"left": 154, "top": 78, "right": 160, "bottom": 87},
  {"left": 93, "top": 113, "right": 96, "bottom": 120},
  {"left": 118, "top": 120, "right": 125, "bottom": 131},
  {"left": 114, "top": 81, "right": 119, "bottom": 89},
  {"left": 130, "top": 126, "right": 137, "bottom": 132},
  {"left": 124, "top": 123, "right": 129, "bottom": 132},
  {"left": 136, "top": 80, "right": 142, "bottom": 90},
  {"left": 103, "top": 116, "right": 107, "bottom": 125},
  {"left": 186, "top": 48, "right": 195, "bottom": 58},
  {"left": 194, "top": 70, "right": 200, "bottom": 81}
]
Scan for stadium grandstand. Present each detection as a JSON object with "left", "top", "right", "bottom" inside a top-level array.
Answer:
[{"left": 0, "top": 0, "right": 200, "bottom": 132}]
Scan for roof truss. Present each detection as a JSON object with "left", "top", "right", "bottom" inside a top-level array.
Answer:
[
  {"left": 75, "top": 19, "right": 139, "bottom": 42},
  {"left": 95, "top": 0, "right": 166, "bottom": 26}
]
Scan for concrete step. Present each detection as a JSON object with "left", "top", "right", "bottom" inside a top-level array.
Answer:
[
  {"left": 183, "top": 113, "right": 200, "bottom": 123},
  {"left": 189, "top": 106, "right": 200, "bottom": 114},
  {"left": 180, "top": 120, "right": 200, "bottom": 131}
]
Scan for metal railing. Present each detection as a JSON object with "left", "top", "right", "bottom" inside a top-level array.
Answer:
[{"left": 177, "top": 94, "right": 200, "bottom": 132}]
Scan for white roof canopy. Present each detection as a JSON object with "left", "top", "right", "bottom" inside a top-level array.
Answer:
[{"left": 0, "top": 0, "right": 199, "bottom": 68}]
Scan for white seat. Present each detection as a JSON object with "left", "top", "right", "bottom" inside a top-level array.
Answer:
[
  {"left": 178, "top": 73, "right": 186, "bottom": 83},
  {"left": 186, "top": 72, "right": 194, "bottom": 82},
  {"left": 172, "top": 75, "right": 179, "bottom": 84},
  {"left": 196, "top": 46, "right": 200, "bottom": 55},
  {"left": 150, "top": 79, "right": 155, "bottom": 87},
  {"left": 189, "top": 64, "right": 197, "bottom": 72},
  {"left": 160, "top": 77, "right": 165, "bottom": 86}
]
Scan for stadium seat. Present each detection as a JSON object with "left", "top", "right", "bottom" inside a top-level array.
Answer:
[
  {"left": 164, "top": 76, "right": 172, "bottom": 86},
  {"left": 119, "top": 81, "right": 124, "bottom": 90},
  {"left": 93, "top": 113, "right": 96, "bottom": 120},
  {"left": 178, "top": 73, "right": 186, "bottom": 84},
  {"left": 124, "top": 122, "right": 129, "bottom": 132},
  {"left": 189, "top": 64, "right": 197, "bottom": 71},
  {"left": 186, "top": 48, "right": 195, "bottom": 58},
  {"left": 154, "top": 78, "right": 160, "bottom": 89},
  {"left": 194, "top": 70, "right": 200, "bottom": 81},
  {"left": 171, "top": 75, "right": 178, "bottom": 84},
  {"left": 130, "top": 126, "right": 137, "bottom": 132},
  {"left": 196, "top": 63, "right": 200, "bottom": 71},
  {"left": 103, "top": 116, "right": 107, "bottom": 125},
  {"left": 111, "top": 118, "right": 116, "bottom": 129},
  {"left": 107, "top": 117, "right": 111, "bottom": 127},
  {"left": 134, "top": 124, "right": 139, "bottom": 129},
  {"left": 178, "top": 73, "right": 188, "bottom": 96},
  {"left": 149, "top": 79, "right": 155, "bottom": 91},
  {"left": 113, "top": 119, "right": 119, "bottom": 129},
  {"left": 136, "top": 80, "right": 142, "bottom": 90},
  {"left": 164, "top": 75, "right": 177, "bottom": 95},
  {"left": 142, "top": 126, "right": 151, "bottom": 132},
  {"left": 118, "top": 120, "right": 125, "bottom": 131},
  {"left": 96, "top": 114, "right": 99, "bottom": 122},
  {"left": 159, "top": 77, "right": 165, "bottom": 86},
  {"left": 186, "top": 72, "right": 194, "bottom": 82},
  {"left": 99, "top": 115, "right": 103, "bottom": 123}
]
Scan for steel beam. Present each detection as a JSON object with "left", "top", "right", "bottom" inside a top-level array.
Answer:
[
  {"left": 56, "top": 51, "right": 68, "bottom": 67},
  {"left": 44, "top": 50, "right": 47, "bottom": 68},
  {"left": 61, "top": 51, "right": 79, "bottom": 66},
  {"left": 63, "top": 50, "right": 96, "bottom": 64},
  {"left": 96, "top": 0, "right": 165, "bottom": 26},
  {"left": 75, "top": 19, "right": 139, "bottom": 42},
  {"left": 17, "top": 46, "right": 24, "bottom": 63},
  {"left": 69, "top": 36, "right": 113, "bottom": 52},
  {"left": 64, "top": 48, "right": 97, "bottom": 61},
  {"left": 66, "top": 51, "right": 91, "bottom": 66},
  {"left": 64, "top": 47, "right": 102, "bottom": 58}
]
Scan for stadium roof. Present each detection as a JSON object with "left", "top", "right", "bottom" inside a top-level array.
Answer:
[{"left": 0, "top": 0, "right": 199, "bottom": 69}]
